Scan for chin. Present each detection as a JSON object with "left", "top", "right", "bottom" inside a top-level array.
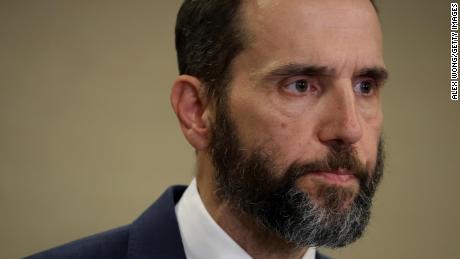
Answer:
[{"left": 300, "top": 180, "right": 360, "bottom": 212}]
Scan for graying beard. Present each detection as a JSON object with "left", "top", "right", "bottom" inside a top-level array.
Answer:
[
  {"left": 210, "top": 93, "right": 384, "bottom": 248},
  {"left": 273, "top": 186, "right": 372, "bottom": 248}
]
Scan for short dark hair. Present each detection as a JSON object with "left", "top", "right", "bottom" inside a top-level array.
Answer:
[
  {"left": 175, "top": 0, "right": 245, "bottom": 102},
  {"left": 175, "top": 0, "right": 378, "bottom": 102}
]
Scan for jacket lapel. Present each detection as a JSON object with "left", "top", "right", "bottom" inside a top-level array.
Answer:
[{"left": 127, "top": 185, "right": 187, "bottom": 259}]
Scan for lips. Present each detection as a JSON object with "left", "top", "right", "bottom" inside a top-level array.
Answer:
[{"left": 307, "top": 169, "right": 357, "bottom": 184}]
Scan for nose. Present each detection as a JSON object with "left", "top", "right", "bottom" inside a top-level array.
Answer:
[{"left": 317, "top": 85, "right": 363, "bottom": 148}]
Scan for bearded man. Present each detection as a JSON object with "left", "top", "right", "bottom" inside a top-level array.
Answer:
[{"left": 28, "top": 0, "right": 388, "bottom": 258}]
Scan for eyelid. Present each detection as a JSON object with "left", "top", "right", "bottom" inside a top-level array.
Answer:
[
  {"left": 354, "top": 76, "right": 384, "bottom": 87},
  {"left": 280, "top": 75, "right": 318, "bottom": 87}
]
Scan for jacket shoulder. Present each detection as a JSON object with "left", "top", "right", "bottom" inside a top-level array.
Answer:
[
  {"left": 25, "top": 225, "right": 130, "bottom": 259},
  {"left": 316, "top": 251, "right": 332, "bottom": 259}
]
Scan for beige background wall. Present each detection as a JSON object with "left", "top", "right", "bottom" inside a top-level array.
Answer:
[{"left": 0, "top": 0, "right": 458, "bottom": 258}]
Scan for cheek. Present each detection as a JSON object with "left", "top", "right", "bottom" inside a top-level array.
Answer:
[
  {"left": 230, "top": 98, "right": 284, "bottom": 149},
  {"left": 230, "top": 101, "right": 320, "bottom": 170},
  {"left": 357, "top": 94, "right": 382, "bottom": 120},
  {"left": 229, "top": 92, "right": 306, "bottom": 158},
  {"left": 359, "top": 112, "right": 383, "bottom": 170}
]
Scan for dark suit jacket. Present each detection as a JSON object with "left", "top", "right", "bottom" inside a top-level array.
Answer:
[{"left": 26, "top": 185, "right": 331, "bottom": 259}]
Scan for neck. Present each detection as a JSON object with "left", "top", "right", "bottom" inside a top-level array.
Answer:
[{"left": 196, "top": 154, "right": 310, "bottom": 259}]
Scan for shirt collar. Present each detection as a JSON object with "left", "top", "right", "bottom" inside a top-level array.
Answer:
[{"left": 175, "top": 178, "right": 316, "bottom": 259}]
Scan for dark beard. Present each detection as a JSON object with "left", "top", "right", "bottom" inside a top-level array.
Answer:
[{"left": 209, "top": 97, "right": 385, "bottom": 248}]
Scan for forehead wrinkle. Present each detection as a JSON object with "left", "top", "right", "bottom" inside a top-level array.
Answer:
[
  {"left": 249, "top": 0, "right": 380, "bottom": 29},
  {"left": 241, "top": 0, "right": 382, "bottom": 48},
  {"left": 238, "top": 0, "right": 384, "bottom": 80}
]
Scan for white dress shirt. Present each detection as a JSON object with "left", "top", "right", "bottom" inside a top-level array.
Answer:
[{"left": 175, "top": 178, "right": 316, "bottom": 259}]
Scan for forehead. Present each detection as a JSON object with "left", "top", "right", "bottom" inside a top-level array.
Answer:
[{"left": 238, "top": 0, "right": 384, "bottom": 77}]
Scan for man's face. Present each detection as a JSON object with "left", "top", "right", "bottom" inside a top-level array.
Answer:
[{"left": 209, "top": 0, "right": 386, "bottom": 248}]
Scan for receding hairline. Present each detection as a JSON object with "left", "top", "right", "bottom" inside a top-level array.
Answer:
[
  {"left": 236, "top": 0, "right": 379, "bottom": 40},
  {"left": 231, "top": 0, "right": 381, "bottom": 61}
]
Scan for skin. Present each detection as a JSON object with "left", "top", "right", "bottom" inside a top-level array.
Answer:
[{"left": 171, "top": 0, "right": 387, "bottom": 258}]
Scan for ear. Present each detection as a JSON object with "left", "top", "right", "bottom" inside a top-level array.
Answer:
[{"left": 171, "top": 75, "right": 212, "bottom": 151}]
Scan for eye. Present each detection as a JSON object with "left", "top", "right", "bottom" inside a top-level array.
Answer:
[
  {"left": 283, "top": 79, "right": 314, "bottom": 95},
  {"left": 354, "top": 80, "right": 378, "bottom": 96}
]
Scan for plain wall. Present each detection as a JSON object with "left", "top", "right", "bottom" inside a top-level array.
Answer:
[{"left": 0, "top": 0, "right": 458, "bottom": 258}]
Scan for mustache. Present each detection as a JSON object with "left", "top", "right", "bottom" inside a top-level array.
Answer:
[{"left": 285, "top": 148, "right": 369, "bottom": 185}]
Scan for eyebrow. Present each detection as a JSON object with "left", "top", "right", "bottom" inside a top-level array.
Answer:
[
  {"left": 264, "top": 64, "right": 335, "bottom": 79},
  {"left": 354, "top": 67, "right": 389, "bottom": 83},
  {"left": 262, "top": 63, "right": 389, "bottom": 83}
]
